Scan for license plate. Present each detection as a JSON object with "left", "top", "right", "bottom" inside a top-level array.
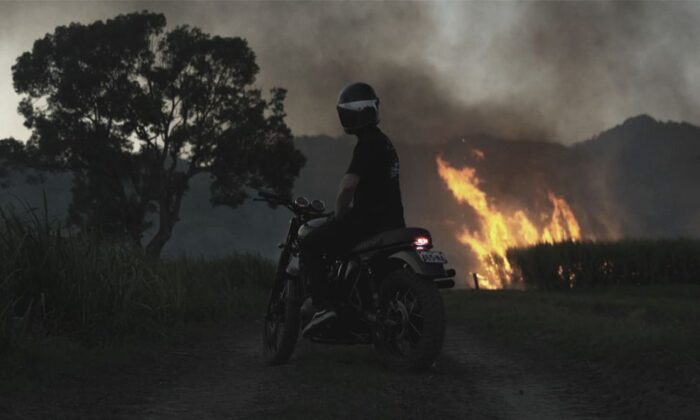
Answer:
[{"left": 417, "top": 250, "right": 447, "bottom": 264}]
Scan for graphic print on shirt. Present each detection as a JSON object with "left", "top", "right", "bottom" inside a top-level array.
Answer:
[{"left": 387, "top": 141, "right": 400, "bottom": 181}]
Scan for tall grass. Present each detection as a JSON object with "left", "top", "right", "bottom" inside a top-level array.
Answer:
[
  {"left": 0, "top": 203, "right": 274, "bottom": 352},
  {"left": 507, "top": 239, "right": 700, "bottom": 289}
]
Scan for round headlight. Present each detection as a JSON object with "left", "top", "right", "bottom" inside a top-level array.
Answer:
[{"left": 311, "top": 199, "right": 325, "bottom": 212}]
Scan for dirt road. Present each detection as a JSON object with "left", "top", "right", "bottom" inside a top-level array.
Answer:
[
  {"left": 126, "top": 324, "right": 604, "bottom": 419},
  {"left": 5, "top": 322, "right": 607, "bottom": 419}
]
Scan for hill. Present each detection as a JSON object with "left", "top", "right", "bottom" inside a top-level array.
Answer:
[{"left": 2, "top": 115, "right": 700, "bottom": 283}]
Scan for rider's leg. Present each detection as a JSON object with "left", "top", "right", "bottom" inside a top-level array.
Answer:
[
  {"left": 299, "top": 216, "right": 361, "bottom": 308},
  {"left": 299, "top": 216, "right": 372, "bottom": 337},
  {"left": 299, "top": 218, "right": 342, "bottom": 308}
]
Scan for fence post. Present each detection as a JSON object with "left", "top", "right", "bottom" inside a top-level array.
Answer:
[{"left": 472, "top": 272, "right": 480, "bottom": 290}]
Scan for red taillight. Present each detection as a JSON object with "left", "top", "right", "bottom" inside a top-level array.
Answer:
[{"left": 414, "top": 236, "right": 430, "bottom": 247}]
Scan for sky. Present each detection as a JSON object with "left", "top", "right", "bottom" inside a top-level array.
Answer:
[{"left": 1, "top": 1, "right": 700, "bottom": 145}]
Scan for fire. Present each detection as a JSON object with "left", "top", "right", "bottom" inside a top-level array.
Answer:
[{"left": 436, "top": 156, "right": 582, "bottom": 288}]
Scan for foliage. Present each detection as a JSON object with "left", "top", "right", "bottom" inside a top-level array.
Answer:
[
  {"left": 506, "top": 239, "right": 700, "bottom": 289},
  {"left": 10, "top": 11, "right": 305, "bottom": 256},
  {"left": 0, "top": 203, "right": 273, "bottom": 353},
  {"left": 0, "top": 138, "right": 38, "bottom": 188}
]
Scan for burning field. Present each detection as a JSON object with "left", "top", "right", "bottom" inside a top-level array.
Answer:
[
  {"left": 423, "top": 115, "right": 700, "bottom": 291},
  {"left": 436, "top": 155, "right": 582, "bottom": 289}
]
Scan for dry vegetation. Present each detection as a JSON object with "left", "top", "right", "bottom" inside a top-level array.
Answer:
[
  {"left": 0, "top": 203, "right": 273, "bottom": 353},
  {"left": 507, "top": 239, "right": 700, "bottom": 289}
]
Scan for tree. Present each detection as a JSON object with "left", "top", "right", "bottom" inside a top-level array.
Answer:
[
  {"left": 0, "top": 137, "right": 49, "bottom": 188},
  {"left": 12, "top": 12, "right": 305, "bottom": 257},
  {"left": 0, "top": 138, "right": 29, "bottom": 187}
]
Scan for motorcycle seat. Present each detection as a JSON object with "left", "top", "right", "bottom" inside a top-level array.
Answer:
[{"left": 351, "top": 227, "right": 431, "bottom": 253}]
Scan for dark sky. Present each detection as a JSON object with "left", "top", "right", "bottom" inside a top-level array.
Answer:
[{"left": 1, "top": 1, "right": 700, "bottom": 144}]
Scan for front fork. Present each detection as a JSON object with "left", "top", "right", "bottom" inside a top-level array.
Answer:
[
  {"left": 269, "top": 247, "right": 291, "bottom": 301},
  {"left": 285, "top": 254, "right": 305, "bottom": 303}
]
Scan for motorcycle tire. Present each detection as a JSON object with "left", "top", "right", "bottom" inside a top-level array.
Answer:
[
  {"left": 374, "top": 268, "right": 446, "bottom": 372},
  {"left": 262, "top": 276, "right": 301, "bottom": 366}
]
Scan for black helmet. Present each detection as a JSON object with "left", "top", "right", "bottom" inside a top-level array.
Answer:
[{"left": 336, "top": 82, "right": 380, "bottom": 134}]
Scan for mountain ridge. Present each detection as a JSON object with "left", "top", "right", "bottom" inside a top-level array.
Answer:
[{"left": 2, "top": 114, "right": 700, "bottom": 281}]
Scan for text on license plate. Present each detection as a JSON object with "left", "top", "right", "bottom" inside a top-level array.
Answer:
[{"left": 417, "top": 250, "right": 447, "bottom": 264}]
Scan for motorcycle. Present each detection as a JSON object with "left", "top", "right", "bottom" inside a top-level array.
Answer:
[{"left": 257, "top": 191, "right": 455, "bottom": 372}]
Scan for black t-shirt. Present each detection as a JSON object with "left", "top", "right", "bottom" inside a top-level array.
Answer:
[{"left": 346, "top": 127, "right": 405, "bottom": 232}]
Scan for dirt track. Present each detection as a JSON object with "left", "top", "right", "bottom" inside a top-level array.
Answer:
[
  {"left": 4, "top": 320, "right": 611, "bottom": 419},
  {"left": 56, "top": 322, "right": 603, "bottom": 420}
]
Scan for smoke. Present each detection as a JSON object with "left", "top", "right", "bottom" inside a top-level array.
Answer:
[
  {"left": 501, "top": 2, "right": 700, "bottom": 143},
  {"left": 200, "top": 1, "right": 700, "bottom": 144},
  {"left": 2, "top": 2, "right": 700, "bottom": 144},
  {"left": 197, "top": 1, "right": 558, "bottom": 143}
]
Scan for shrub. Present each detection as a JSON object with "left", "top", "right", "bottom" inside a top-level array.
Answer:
[{"left": 506, "top": 239, "right": 700, "bottom": 289}]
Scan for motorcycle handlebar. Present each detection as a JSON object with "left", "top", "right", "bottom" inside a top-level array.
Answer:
[{"left": 255, "top": 190, "right": 331, "bottom": 218}]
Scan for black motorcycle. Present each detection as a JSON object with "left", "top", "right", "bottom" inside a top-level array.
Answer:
[{"left": 257, "top": 191, "right": 455, "bottom": 372}]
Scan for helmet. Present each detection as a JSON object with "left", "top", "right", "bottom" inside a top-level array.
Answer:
[{"left": 336, "top": 82, "right": 380, "bottom": 134}]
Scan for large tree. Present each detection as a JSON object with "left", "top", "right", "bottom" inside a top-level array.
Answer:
[{"left": 11, "top": 12, "right": 305, "bottom": 257}]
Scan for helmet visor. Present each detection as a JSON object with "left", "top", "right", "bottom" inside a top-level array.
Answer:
[{"left": 336, "top": 100, "right": 378, "bottom": 129}]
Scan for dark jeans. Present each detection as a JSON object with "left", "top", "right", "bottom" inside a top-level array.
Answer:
[{"left": 298, "top": 215, "right": 372, "bottom": 308}]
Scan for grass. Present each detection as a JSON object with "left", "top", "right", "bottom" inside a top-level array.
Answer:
[
  {"left": 445, "top": 286, "right": 700, "bottom": 417},
  {"left": 0, "top": 201, "right": 274, "bottom": 353}
]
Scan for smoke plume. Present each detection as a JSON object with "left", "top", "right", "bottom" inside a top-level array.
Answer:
[
  {"left": 2, "top": 2, "right": 700, "bottom": 144},
  {"left": 196, "top": 1, "right": 700, "bottom": 144}
]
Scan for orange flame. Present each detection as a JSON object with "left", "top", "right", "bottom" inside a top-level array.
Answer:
[{"left": 436, "top": 156, "right": 582, "bottom": 288}]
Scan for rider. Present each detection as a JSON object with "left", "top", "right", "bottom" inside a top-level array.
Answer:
[{"left": 300, "top": 82, "right": 405, "bottom": 337}]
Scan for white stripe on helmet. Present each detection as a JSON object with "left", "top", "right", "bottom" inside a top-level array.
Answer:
[{"left": 337, "top": 99, "right": 378, "bottom": 111}]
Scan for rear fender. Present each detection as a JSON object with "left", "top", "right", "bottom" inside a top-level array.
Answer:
[{"left": 387, "top": 250, "right": 447, "bottom": 278}]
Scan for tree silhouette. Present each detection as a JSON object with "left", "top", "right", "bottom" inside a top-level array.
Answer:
[
  {"left": 0, "top": 137, "right": 33, "bottom": 186},
  {"left": 11, "top": 11, "right": 305, "bottom": 257}
]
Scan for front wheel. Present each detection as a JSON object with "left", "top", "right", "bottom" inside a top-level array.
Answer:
[
  {"left": 262, "top": 275, "right": 301, "bottom": 365},
  {"left": 374, "top": 269, "right": 446, "bottom": 372}
]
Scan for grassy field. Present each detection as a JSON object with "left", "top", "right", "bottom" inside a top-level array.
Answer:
[
  {"left": 445, "top": 286, "right": 700, "bottom": 417},
  {"left": 0, "top": 203, "right": 273, "bottom": 355}
]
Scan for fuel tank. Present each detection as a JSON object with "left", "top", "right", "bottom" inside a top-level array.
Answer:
[{"left": 297, "top": 217, "right": 329, "bottom": 240}]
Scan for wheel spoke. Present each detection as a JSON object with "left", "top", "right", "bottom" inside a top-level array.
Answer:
[{"left": 408, "top": 320, "right": 422, "bottom": 336}]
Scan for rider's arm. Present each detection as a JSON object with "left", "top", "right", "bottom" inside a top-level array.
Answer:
[{"left": 335, "top": 174, "right": 359, "bottom": 219}]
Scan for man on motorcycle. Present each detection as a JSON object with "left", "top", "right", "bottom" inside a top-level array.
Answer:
[{"left": 300, "top": 82, "right": 405, "bottom": 337}]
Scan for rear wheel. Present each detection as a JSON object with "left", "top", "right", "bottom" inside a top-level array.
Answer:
[{"left": 374, "top": 269, "right": 446, "bottom": 372}]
